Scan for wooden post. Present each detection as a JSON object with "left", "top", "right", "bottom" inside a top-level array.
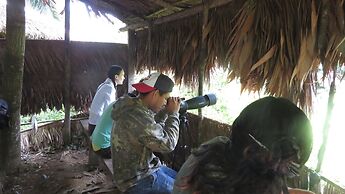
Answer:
[
  {"left": 148, "top": 22, "right": 152, "bottom": 69},
  {"left": 316, "top": 66, "right": 337, "bottom": 172},
  {"left": 127, "top": 30, "right": 136, "bottom": 93},
  {"left": 196, "top": 3, "right": 209, "bottom": 146},
  {"left": 197, "top": 3, "right": 209, "bottom": 117},
  {"left": 63, "top": 0, "right": 71, "bottom": 145}
]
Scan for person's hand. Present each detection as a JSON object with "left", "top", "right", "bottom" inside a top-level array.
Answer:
[{"left": 166, "top": 97, "right": 181, "bottom": 113}]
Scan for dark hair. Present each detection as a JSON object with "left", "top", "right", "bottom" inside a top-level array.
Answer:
[
  {"left": 107, "top": 65, "right": 123, "bottom": 80},
  {"left": 230, "top": 96, "right": 313, "bottom": 165},
  {"left": 177, "top": 97, "right": 313, "bottom": 194}
]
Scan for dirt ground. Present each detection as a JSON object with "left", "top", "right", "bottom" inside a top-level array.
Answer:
[{"left": 2, "top": 148, "right": 116, "bottom": 194}]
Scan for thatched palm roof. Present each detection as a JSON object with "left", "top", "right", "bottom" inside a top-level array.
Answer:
[
  {"left": 79, "top": 0, "right": 345, "bottom": 109},
  {"left": 0, "top": 40, "right": 128, "bottom": 115}
]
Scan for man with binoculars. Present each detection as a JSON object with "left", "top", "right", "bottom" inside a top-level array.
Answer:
[{"left": 111, "top": 72, "right": 181, "bottom": 194}]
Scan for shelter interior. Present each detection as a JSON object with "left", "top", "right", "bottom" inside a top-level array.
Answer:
[{"left": 1, "top": 0, "right": 345, "bottom": 194}]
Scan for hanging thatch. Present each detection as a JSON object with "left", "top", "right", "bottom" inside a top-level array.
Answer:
[
  {"left": 80, "top": 0, "right": 345, "bottom": 110},
  {"left": 0, "top": 40, "right": 128, "bottom": 115}
]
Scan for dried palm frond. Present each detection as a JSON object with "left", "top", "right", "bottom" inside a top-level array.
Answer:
[
  {"left": 27, "top": 121, "right": 64, "bottom": 151},
  {"left": 131, "top": 0, "right": 345, "bottom": 110}
]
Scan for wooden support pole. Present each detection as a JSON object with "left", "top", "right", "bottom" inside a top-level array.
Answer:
[
  {"left": 147, "top": 23, "right": 152, "bottom": 67},
  {"left": 197, "top": 3, "right": 209, "bottom": 117},
  {"left": 63, "top": 0, "right": 71, "bottom": 145},
  {"left": 316, "top": 66, "right": 337, "bottom": 172},
  {"left": 127, "top": 30, "right": 136, "bottom": 93}
]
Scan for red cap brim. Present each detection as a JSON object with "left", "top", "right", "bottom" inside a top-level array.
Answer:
[{"left": 132, "top": 82, "right": 156, "bottom": 93}]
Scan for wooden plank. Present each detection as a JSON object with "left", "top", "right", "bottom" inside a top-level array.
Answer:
[
  {"left": 79, "top": 119, "right": 114, "bottom": 176},
  {"left": 103, "top": 159, "right": 114, "bottom": 175},
  {"left": 80, "top": 119, "right": 89, "bottom": 131}
]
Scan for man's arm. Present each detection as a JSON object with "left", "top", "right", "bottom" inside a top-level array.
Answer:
[
  {"left": 138, "top": 97, "right": 181, "bottom": 153},
  {"left": 154, "top": 109, "right": 168, "bottom": 124},
  {"left": 138, "top": 111, "right": 180, "bottom": 153}
]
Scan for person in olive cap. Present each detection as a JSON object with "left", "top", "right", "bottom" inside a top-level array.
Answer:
[
  {"left": 111, "top": 72, "right": 181, "bottom": 194},
  {"left": 88, "top": 65, "right": 125, "bottom": 136}
]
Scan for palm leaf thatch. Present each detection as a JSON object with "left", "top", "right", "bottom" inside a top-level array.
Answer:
[
  {"left": 0, "top": 40, "right": 128, "bottom": 115},
  {"left": 21, "top": 119, "right": 88, "bottom": 152},
  {"left": 135, "top": 15, "right": 203, "bottom": 85},
  {"left": 128, "top": 0, "right": 345, "bottom": 110},
  {"left": 23, "top": 121, "right": 64, "bottom": 151}
]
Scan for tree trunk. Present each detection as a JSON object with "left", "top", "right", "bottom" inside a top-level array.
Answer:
[{"left": 0, "top": 0, "right": 25, "bottom": 175}]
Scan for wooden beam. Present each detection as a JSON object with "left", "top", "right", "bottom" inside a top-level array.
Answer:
[
  {"left": 120, "top": 0, "right": 232, "bottom": 32},
  {"left": 63, "top": 0, "right": 71, "bottom": 145},
  {"left": 146, "top": 0, "right": 189, "bottom": 19},
  {"left": 80, "top": 0, "right": 148, "bottom": 23},
  {"left": 198, "top": 3, "right": 209, "bottom": 117},
  {"left": 149, "top": 0, "right": 181, "bottom": 12},
  {"left": 112, "top": 1, "right": 148, "bottom": 22},
  {"left": 127, "top": 30, "right": 136, "bottom": 93},
  {"left": 79, "top": 0, "right": 126, "bottom": 21}
]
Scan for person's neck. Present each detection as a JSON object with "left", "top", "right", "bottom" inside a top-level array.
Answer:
[{"left": 110, "top": 78, "right": 117, "bottom": 87}]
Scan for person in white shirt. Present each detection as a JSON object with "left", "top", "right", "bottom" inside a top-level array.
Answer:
[{"left": 88, "top": 65, "right": 125, "bottom": 136}]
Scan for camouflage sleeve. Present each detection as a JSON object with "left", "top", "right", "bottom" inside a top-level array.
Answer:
[
  {"left": 137, "top": 110, "right": 180, "bottom": 153},
  {"left": 154, "top": 109, "right": 168, "bottom": 124}
]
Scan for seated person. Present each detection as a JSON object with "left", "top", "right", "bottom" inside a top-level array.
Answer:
[
  {"left": 88, "top": 65, "right": 125, "bottom": 136},
  {"left": 91, "top": 101, "right": 116, "bottom": 159},
  {"left": 111, "top": 72, "right": 181, "bottom": 194},
  {"left": 173, "top": 96, "right": 314, "bottom": 194},
  {"left": 91, "top": 86, "right": 141, "bottom": 159}
]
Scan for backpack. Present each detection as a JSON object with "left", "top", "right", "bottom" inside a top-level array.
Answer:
[{"left": 0, "top": 99, "right": 9, "bottom": 128}]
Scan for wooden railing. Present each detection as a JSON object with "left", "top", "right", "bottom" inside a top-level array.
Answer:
[{"left": 289, "top": 166, "right": 345, "bottom": 194}]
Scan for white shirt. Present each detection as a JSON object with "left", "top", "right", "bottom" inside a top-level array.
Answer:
[{"left": 89, "top": 78, "right": 116, "bottom": 125}]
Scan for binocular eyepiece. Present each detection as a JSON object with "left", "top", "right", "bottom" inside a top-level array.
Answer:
[{"left": 179, "top": 93, "right": 217, "bottom": 113}]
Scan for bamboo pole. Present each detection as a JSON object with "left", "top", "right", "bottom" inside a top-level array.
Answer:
[
  {"left": 316, "top": 66, "right": 337, "bottom": 172},
  {"left": 63, "top": 0, "right": 71, "bottom": 145}
]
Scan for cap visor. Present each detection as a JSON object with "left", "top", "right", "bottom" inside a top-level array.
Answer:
[{"left": 132, "top": 83, "right": 156, "bottom": 93}]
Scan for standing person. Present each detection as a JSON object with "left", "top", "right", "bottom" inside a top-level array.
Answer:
[
  {"left": 88, "top": 65, "right": 125, "bottom": 136},
  {"left": 173, "top": 96, "right": 314, "bottom": 194},
  {"left": 111, "top": 72, "right": 181, "bottom": 194}
]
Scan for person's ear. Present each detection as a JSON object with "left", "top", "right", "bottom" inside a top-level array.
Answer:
[{"left": 152, "top": 90, "right": 159, "bottom": 97}]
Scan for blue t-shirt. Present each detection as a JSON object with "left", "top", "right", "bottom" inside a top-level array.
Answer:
[{"left": 91, "top": 101, "right": 115, "bottom": 149}]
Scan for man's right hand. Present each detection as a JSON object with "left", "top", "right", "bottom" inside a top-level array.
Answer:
[{"left": 166, "top": 97, "right": 181, "bottom": 113}]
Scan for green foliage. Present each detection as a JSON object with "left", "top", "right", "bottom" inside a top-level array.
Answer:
[
  {"left": 20, "top": 106, "right": 80, "bottom": 130},
  {"left": 28, "top": 0, "right": 60, "bottom": 19}
]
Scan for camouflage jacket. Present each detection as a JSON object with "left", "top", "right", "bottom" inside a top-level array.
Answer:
[{"left": 111, "top": 95, "right": 180, "bottom": 192}]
